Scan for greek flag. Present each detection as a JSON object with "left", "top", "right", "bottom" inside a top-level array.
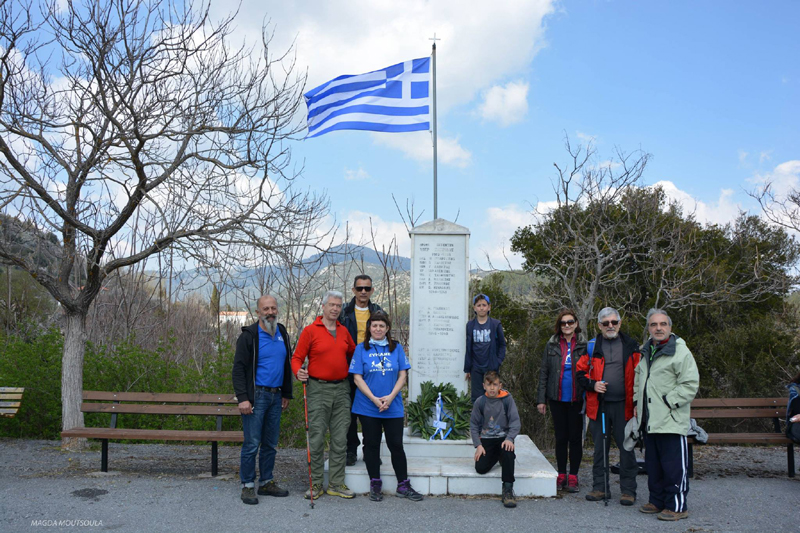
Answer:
[{"left": 304, "top": 57, "right": 431, "bottom": 138}]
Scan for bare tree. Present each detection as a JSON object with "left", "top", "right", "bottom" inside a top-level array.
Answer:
[
  {"left": 510, "top": 137, "right": 788, "bottom": 333},
  {"left": 0, "top": 0, "right": 329, "bottom": 447}
]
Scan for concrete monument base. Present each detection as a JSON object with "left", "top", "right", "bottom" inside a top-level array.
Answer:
[{"left": 324, "top": 428, "right": 557, "bottom": 497}]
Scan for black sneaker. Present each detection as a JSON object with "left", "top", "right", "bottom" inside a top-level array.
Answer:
[
  {"left": 502, "top": 482, "right": 517, "bottom": 508},
  {"left": 396, "top": 479, "right": 423, "bottom": 501},
  {"left": 241, "top": 486, "right": 258, "bottom": 505},
  {"left": 258, "top": 480, "right": 289, "bottom": 497},
  {"left": 346, "top": 452, "right": 357, "bottom": 466}
]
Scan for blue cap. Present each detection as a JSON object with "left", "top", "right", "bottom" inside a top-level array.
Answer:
[{"left": 472, "top": 293, "right": 490, "bottom": 305}]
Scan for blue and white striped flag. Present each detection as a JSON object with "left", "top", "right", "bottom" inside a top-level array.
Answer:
[{"left": 304, "top": 57, "right": 430, "bottom": 139}]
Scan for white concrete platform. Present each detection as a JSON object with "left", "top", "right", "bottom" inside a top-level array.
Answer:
[{"left": 325, "top": 429, "right": 557, "bottom": 497}]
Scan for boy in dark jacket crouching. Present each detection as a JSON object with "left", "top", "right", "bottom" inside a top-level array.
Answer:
[{"left": 470, "top": 371, "right": 521, "bottom": 508}]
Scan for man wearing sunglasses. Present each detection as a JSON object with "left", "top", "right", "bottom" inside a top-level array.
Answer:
[
  {"left": 577, "top": 307, "right": 641, "bottom": 506},
  {"left": 340, "top": 274, "right": 384, "bottom": 466}
]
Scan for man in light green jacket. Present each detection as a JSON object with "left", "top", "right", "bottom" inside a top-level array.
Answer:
[{"left": 633, "top": 309, "right": 699, "bottom": 522}]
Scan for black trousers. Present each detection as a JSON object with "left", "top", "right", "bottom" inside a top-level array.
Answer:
[
  {"left": 589, "top": 400, "right": 637, "bottom": 495},
  {"left": 475, "top": 437, "right": 515, "bottom": 483},
  {"left": 359, "top": 415, "right": 407, "bottom": 481},
  {"left": 549, "top": 399, "right": 583, "bottom": 475},
  {"left": 644, "top": 433, "right": 689, "bottom": 512},
  {"left": 347, "top": 379, "right": 360, "bottom": 455},
  {"left": 470, "top": 369, "right": 486, "bottom": 403}
]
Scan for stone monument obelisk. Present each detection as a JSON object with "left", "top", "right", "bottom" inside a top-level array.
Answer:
[
  {"left": 344, "top": 218, "right": 558, "bottom": 497},
  {"left": 408, "top": 219, "right": 470, "bottom": 400}
]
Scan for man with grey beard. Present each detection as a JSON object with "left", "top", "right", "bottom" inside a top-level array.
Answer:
[
  {"left": 232, "top": 295, "right": 294, "bottom": 505},
  {"left": 577, "top": 307, "right": 642, "bottom": 506}
]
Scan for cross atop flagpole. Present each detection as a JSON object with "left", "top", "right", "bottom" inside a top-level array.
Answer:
[{"left": 429, "top": 34, "right": 440, "bottom": 220}]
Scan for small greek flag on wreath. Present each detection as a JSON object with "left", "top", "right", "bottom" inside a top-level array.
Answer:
[
  {"left": 304, "top": 57, "right": 431, "bottom": 138},
  {"left": 430, "top": 392, "right": 454, "bottom": 441}
]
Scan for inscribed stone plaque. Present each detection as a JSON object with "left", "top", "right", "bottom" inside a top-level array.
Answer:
[{"left": 408, "top": 219, "right": 470, "bottom": 401}]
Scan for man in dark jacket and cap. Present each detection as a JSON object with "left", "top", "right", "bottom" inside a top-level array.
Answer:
[
  {"left": 232, "top": 295, "right": 293, "bottom": 505},
  {"left": 339, "top": 274, "right": 383, "bottom": 466}
]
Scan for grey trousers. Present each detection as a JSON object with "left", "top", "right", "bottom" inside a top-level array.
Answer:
[
  {"left": 307, "top": 379, "right": 351, "bottom": 486},
  {"left": 589, "top": 399, "right": 637, "bottom": 496}
]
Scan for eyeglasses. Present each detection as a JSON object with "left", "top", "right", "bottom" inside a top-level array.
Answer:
[
  {"left": 600, "top": 320, "right": 620, "bottom": 327},
  {"left": 354, "top": 286, "right": 373, "bottom": 292},
  {"left": 560, "top": 319, "right": 576, "bottom": 326}
]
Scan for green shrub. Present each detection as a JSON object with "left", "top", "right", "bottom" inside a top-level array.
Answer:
[{"left": 0, "top": 331, "right": 306, "bottom": 447}]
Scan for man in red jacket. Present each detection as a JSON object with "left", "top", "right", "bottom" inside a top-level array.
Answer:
[
  {"left": 577, "top": 307, "right": 641, "bottom": 506},
  {"left": 292, "top": 290, "right": 356, "bottom": 500}
]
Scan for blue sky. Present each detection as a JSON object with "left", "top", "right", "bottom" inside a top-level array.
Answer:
[{"left": 216, "top": 0, "right": 799, "bottom": 268}]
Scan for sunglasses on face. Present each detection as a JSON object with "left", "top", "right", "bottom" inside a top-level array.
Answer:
[
  {"left": 560, "top": 319, "right": 576, "bottom": 326},
  {"left": 355, "top": 286, "right": 373, "bottom": 292},
  {"left": 600, "top": 320, "right": 620, "bottom": 327}
]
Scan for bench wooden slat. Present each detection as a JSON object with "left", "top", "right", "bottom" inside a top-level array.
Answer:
[
  {"left": 82, "top": 391, "right": 239, "bottom": 403},
  {"left": 1, "top": 408, "right": 19, "bottom": 416},
  {"left": 81, "top": 403, "right": 240, "bottom": 416},
  {"left": 0, "top": 387, "right": 24, "bottom": 393},
  {"left": 704, "top": 433, "right": 791, "bottom": 444},
  {"left": 60, "top": 427, "right": 244, "bottom": 442},
  {"left": 691, "top": 408, "right": 786, "bottom": 419},
  {"left": 0, "top": 401, "right": 21, "bottom": 408},
  {"left": 0, "top": 393, "right": 24, "bottom": 400},
  {"left": 691, "top": 398, "right": 783, "bottom": 408}
]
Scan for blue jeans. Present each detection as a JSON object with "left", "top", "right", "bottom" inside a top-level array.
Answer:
[{"left": 240, "top": 388, "right": 282, "bottom": 485}]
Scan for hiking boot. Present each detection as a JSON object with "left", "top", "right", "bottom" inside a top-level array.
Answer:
[
  {"left": 304, "top": 483, "right": 324, "bottom": 500},
  {"left": 639, "top": 502, "right": 663, "bottom": 514},
  {"left": 556, "top": 473, "right": 567, "bottom": 490},
  {"left": 396, "top": 479, "right": 424, "bottom": 501},
  {"left": 620, "top": 493, "right": 636, "bottom": 506},
  {"left": 241, "top": 486, "right": 258, "bottom": 505},
  {"left": 657, "top": 509, "right": 688, "bottom": 521},
  {"left": 327, "top": 483, "right": 356, "bottom": 499},
  {"left": 585, "top": 490, "right": 607, "bottom": 501},
  {"left": 346, "top": 452, "right": 357, "bottom": 466},
  {"left": 369, "top": 478, "right": 383, "bottom": 502},
  {"left": 565, "top": 474, "right": 579, "bottom": 493},
  {"left": 258, "top": 480, "right": 289, "bottom": 497},
  {"left": 502, "top": 482, "right": 517, "bottom": 508}
]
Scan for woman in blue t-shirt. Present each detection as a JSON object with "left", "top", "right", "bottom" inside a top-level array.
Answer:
[{"left": 349, "top": 310, "right": 423, "bottom": 502}]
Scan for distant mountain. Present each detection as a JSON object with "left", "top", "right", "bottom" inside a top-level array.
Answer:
[{"left": 303, "top": 244, "right": 410, "bottom": 271}]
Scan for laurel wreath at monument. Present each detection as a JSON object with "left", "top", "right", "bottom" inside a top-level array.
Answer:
[{"left": 407, "top": 381, "right": 472, "bottom": 440}]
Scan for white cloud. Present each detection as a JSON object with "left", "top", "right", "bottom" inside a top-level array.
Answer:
[
  {"left": 650, "top": 180, "right": 740, "bottom": 226},
  {"left": 341, "top": 210, "right": 411, "bottom": 257},
  {"left": 344, "top": 167, "right": 369, "bottom": 181},
  {"left": 750, "top": 160, "right": 800, "bottom": 197},
  {"left": 477, "top": 81, "right": 529, "bottom": 127},
  {"left": 473, "top": 203, "right": 541, "bottom": 269},
  {"left": 372, "top": 131, "right": 472, "bottom": 168},
  {"left": 759, "top": 150, "right": 773, "bottom": 164},
  {"left": 576, "top": 131, "right": 597, "bottom": 144},
  {"left": 738, "top": 149, "right": 748, "bottom": 165}
]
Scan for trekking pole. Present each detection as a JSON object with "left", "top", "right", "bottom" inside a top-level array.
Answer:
[
  {"left": 303, "top": 379, "right": 315, "bottom": 509},
  {"left": 601, "top": 393, "right": 609, "bottom": 507}
]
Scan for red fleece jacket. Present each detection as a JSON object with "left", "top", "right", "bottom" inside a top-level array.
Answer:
[{"left": 291, "top": 316, "right": 355, "bottom": 381}]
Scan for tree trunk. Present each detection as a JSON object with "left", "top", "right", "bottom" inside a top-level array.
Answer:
[{"left": 61, "top": 310, "right": 87, "bottom": 450}]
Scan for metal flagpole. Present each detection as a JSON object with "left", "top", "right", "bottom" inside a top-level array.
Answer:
[{"left": 430, "top": 36, "right": 439, "bottom": 220}]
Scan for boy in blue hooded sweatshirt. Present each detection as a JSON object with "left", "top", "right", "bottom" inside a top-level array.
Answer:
[{"left": 464, "top": 294, "right": 507, "bottom": 403}]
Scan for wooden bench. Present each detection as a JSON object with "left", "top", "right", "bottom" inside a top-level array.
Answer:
[
  {"left": 0, "top": 387, "right": 24, "bottom": 418},
  {"left": 60, "top": 391, "right": 243, "bottom": 476},
  {"left": 688, "top": 397, "right": 794, "bottom": 477}
]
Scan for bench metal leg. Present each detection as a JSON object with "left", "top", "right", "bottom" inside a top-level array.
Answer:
[
  {"left": 789, "top": 443, "right": 795, "bottom": 478},
  {"left": 211, "top": 442, "right": 218, "bottom": 477},
  {"left": 101, "top": 440, "right": 108, "bottom": 473}
]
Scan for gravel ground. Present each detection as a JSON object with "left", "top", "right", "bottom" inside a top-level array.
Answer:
[{"left": 1, "top": 438, "right": 797, "bottom": 532}]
